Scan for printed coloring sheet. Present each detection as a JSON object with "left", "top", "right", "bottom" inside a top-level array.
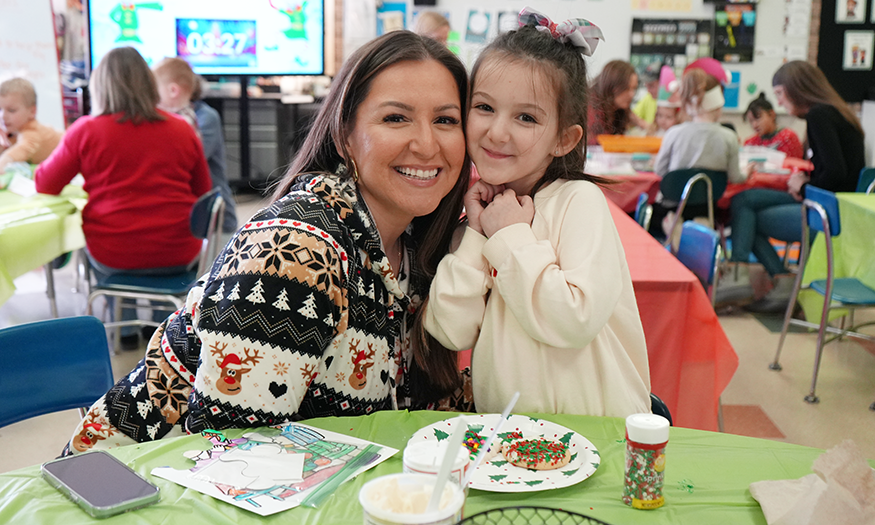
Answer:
[{"left": 152, "top": 424, "right": 397, "bottom": 516}]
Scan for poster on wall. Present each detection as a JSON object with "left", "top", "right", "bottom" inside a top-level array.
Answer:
[
  {"left": 631, "top": 0, "right": 693, "bottom": 11},
  {"left": 377, "top": 2, "right": 408, "bottom": 35},
  {"left": 843, "top": 30, "right": 874, "bottom": 69},
  {"left": 629, "top": 19, "right": 713, "bottom": 81},
  {"left": 836, "top": 0, "right": 866, "bottom": 23},
  {"left": 465, "top": 9, "right": 491, "bottom": 43},
  {"left": 713, "top": 3, "right": 756, "bottom": 62}
]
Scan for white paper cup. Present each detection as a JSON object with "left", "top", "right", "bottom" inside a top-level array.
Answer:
[
  {"left": 359, "top": 473, "right": 465, "bottom": 525},
  {"left": 403, "top": 440, "right": 470, "bottom": 486}
]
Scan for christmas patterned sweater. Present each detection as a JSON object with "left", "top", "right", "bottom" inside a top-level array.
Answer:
[{"left": 64, "top": 173, "right": 428, "bottom": 454}]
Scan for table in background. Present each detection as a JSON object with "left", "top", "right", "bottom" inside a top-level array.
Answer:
[
  {"left": 0, "top": 410, "right": 840, "bottom": 525},
  {"left": 0, "top": 185, "right": 86, "bottom": 309},
  {"left": 798, "top": 193, "right": 875, "bottom": 324},
  {"left": 609, "top": 201, "right": 738, "bottom": 432},
  {"left": 600, "top": 171, "right": 661, "bottom": 213}
]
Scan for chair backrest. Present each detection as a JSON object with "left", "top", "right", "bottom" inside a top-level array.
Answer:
[
  {"left": 190, "top": 188, "right": 226, "bottom": 275},
  {"left": 803, "top": 186, "right": 841, "bottom": 237},
  {"left": 676, "top": 221, "right": 721, "bottom": 290},
  {"left": 857, "top": 167, "right": 875, "bottom": 193},
  {"left": 649, "top": 393, "right": 673, "bottom": 426},
  {"left": 660, "top": 168, "right": 728, "bottom": 206},
  {"left": 634, "top": 192, "right": 653, "bottom": 231},
  {"left": 0, "top": 316, "right": 114, "bottom": 428}
]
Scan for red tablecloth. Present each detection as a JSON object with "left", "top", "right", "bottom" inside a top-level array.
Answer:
[
  {"left": 600, "top": 172, "right": 661, "bottom": 213},
  {"left": 609, "top": 201, "right": 738, "bottom": 431}
]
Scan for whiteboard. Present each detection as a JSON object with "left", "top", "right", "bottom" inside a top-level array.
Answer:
[{"left": 0, "top": 0, "right": 65, "bottom": 130}]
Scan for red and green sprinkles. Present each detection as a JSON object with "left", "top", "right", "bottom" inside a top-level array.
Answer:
[
  {"left": 506, "top": 438, "right": 569, "bottom": 469},
  {"left": 622, "top": 439, "right": 666, "bottom": 509}
]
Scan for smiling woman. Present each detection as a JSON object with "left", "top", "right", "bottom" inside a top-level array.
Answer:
[{"left": 61, "top": 31, "right": 472, "bottom": 456}]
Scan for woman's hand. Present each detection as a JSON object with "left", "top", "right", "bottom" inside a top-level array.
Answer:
[
  {"left": 464, "top": 180, "right": 505, "bottom": 235},
  {"left": 480, "top": 189, "right": 535, "bottom": 238},
  {"left": 787, "top": 170, "right": 809, "bottom": 201}
]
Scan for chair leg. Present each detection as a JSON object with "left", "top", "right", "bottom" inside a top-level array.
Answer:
[
  {"left": 805, "top": 291, "right": 834, "bottom": 404},
  {"left": 717, "top": 396, "right": 724, "bottom": 432},
  {"left": 770, "top": 269, "right": 805, "bottom": 371}
]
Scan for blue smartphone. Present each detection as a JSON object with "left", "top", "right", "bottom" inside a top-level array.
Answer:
[{"left": 41, "top": 451, "right": 160, "bottom": 518}]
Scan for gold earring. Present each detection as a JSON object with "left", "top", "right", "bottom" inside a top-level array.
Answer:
[{"left": 350, "top": 158, "right": 359, "bottom": 182}]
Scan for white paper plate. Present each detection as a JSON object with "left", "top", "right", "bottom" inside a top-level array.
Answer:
[{"left": 409, "top": 414, "right": 600, "bottom": 493}]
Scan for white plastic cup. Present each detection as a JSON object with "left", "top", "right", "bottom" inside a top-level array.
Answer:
[
  {"left": 403, "top": 441, "right": 470, "bottom": 486},
  {"left": 359, "top": 473, "right": 465, "bottom": 525}
]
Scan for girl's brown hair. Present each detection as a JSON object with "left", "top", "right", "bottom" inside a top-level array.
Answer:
[
  {"left": 678, "top": 68, "right": 720, "bottom": 111},
  {"left": 772, "top": 60, "right": 862, "bottom": 133},
  {"left": 271, "top": 31, "right": 471, "bottom": 399},
  {"left": 89, "top": 47, "right": 164, "bottom": 124},
  {"left": 470, "top": 24, "right": 611, "bottom": 196}
]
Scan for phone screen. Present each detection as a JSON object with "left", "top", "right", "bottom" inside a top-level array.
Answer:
[{"left": 42, "top": 451, "right": 158, "bottom": 512}]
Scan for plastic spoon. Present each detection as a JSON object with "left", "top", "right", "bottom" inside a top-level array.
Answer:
[
  {"left": 425, "top": 415, "right": 466, "bottom": 513},
  {"left": 460, "top": 391, "right": 520, "bottom": 489}
]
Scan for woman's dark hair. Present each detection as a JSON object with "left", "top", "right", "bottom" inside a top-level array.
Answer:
[
  {"left": 772, "top": 60, "right": 862, "bottom": 133},
  {"left": 89, "top": 47, "right": 164, "bottom": 124},
  {"left": 470, "top": 24, "right": 610, "bottom": 195},
  {"left": 744, "top": 92, "right": 774, "bottom": 121},
  {"left": 590, "top": 60, "right": 636, "bottom": 136},
  {"left": 272, "top": 31, "right": 471, "bottom": 398}
]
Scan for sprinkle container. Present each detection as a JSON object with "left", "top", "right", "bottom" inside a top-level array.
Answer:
[{"left": 622, "top": 413, "right": 670, "bottom": 510}]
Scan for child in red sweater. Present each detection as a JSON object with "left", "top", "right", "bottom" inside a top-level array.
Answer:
[{"left": 743, "top": 92, "right": 803, "bottom": 159}]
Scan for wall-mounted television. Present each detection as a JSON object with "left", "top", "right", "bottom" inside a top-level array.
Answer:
[{"left": 86, "top": 0, "right": 325, "bottom": 76}]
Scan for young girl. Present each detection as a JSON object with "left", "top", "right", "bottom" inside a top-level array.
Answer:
[
  {"left": 743, "top": 92, "right": 803, "bottom": 159},
  {"left": 424, "top": 10, "right": 651, "bottom": 417}
]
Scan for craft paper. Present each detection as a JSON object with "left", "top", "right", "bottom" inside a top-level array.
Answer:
[{"left": 152, "top": 424, "right": 398, "bottom": 517}]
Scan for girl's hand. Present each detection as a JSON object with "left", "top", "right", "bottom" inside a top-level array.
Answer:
[
  {"left": 480, "top": 189, "right": 535, "bottom": 238},
  {"left": 787, "top": 170, "right": 809, "bottom": 201},
  {"left": 464, "top": 180, "right": 505, "bottom": 235}
]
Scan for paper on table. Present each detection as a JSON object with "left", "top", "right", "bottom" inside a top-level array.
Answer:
[{"left": 749, "top": 440, "right": 875, "bottom": 525}]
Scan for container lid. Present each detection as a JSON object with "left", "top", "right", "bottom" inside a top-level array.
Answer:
[
  {"left": 625, "top": 413, "right": 670, "bottom": 444},
  {"left": 403, "top": 440, "right": 469, "bottom": 472}
]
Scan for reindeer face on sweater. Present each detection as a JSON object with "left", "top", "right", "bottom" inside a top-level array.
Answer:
[{"left": 209, "top": 341, "right": 262, "bottom": 396}]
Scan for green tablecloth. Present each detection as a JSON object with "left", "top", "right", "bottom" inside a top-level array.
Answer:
[
  {"left": 0, "top": 410, "right": 850, "bottom": 525},
  {"left": 799, "top": 193, "right": 875, "bottom": 324},
  {"left": 0, "top": 186, "right": 86, "bottom": 306}
]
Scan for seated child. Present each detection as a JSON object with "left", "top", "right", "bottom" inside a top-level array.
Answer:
[
  {"left": 743, "top": 92, "right": 803, "bottom": 159},
  {"left": 647, "top": 65, "right": 680, "bottom": 137},
  {"left": 152, "top": 58, "right": 238, "bottom": 236},
  {"left": 0, "top": 78, "right": 64, "bottom": 172},
  {"left": 425, "top": 14, "right": 651, "bottom": 417}
]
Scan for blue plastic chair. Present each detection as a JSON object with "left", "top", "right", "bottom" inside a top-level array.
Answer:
[
  {"left": 85, "top": 189, "right": 225, "bottom": 349},
  {"left": 770, "top": 186, "right": 875, "bottom": 404},
  {"left": 857, "top": 167, "right": 875, "bottom": 194},
  {"left": 660, "top": 169, "right": 728, "bottom": 248},
  {"left": 674, "top": 221, "right": 722, "bottom": 306},
  {"left": 0, "top": 316, "right": 114, "bottom": 428},
  {"left": 634, "top": 192, "right": 653, "bottom": 231}
]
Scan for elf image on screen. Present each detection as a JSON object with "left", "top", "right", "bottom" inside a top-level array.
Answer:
[
  {"left": 270, "top": 0, "right": 308, "bottom": 39},
  {"left": 110, "top": 2, "right": 163, "bottom": 43}
]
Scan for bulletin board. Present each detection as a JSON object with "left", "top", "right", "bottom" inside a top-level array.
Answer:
[
  {"left": 817, "top": 0, "right": 875, "bottom": 102},
  {"left": 631, "top": 0, "right": 812, "bottom": 114},
  {"left": 421, "top": 0, "right": 634, "bottom": 74},
  {"left": 0, "top": 0, "right": 65, "bottom": 130}
]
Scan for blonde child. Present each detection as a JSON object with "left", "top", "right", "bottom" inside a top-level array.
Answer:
[
  {"left": 424, "top": 9, "right": 651, "bottom": 417},
  {"left": 647, "top": 65, "right": 681, "bottom": 136},
  {"left": 0, "top": 78, "right": 64, "bottom": 171},
  {"left": 152, "top": 57, "right": 237, "bottom": 237}
]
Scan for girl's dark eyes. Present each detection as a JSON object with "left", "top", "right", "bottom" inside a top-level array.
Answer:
[
  {"left": 519, "top": 114, "right": 538, "bottom": 124},
  {"left": 383, "top": 114, "right": 407, "bottom": 123},
  {"left": 474, "top": 103, "right": 493, "bottom": 112}
]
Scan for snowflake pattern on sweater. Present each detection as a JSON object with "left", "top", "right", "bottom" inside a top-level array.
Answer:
[{"left": 64, "top": 173, "right": 430, "bottom": 454}]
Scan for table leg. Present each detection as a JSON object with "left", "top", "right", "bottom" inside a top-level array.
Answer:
[{"left": 44, "top": 263, "right": 59, "bottom": 318}]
